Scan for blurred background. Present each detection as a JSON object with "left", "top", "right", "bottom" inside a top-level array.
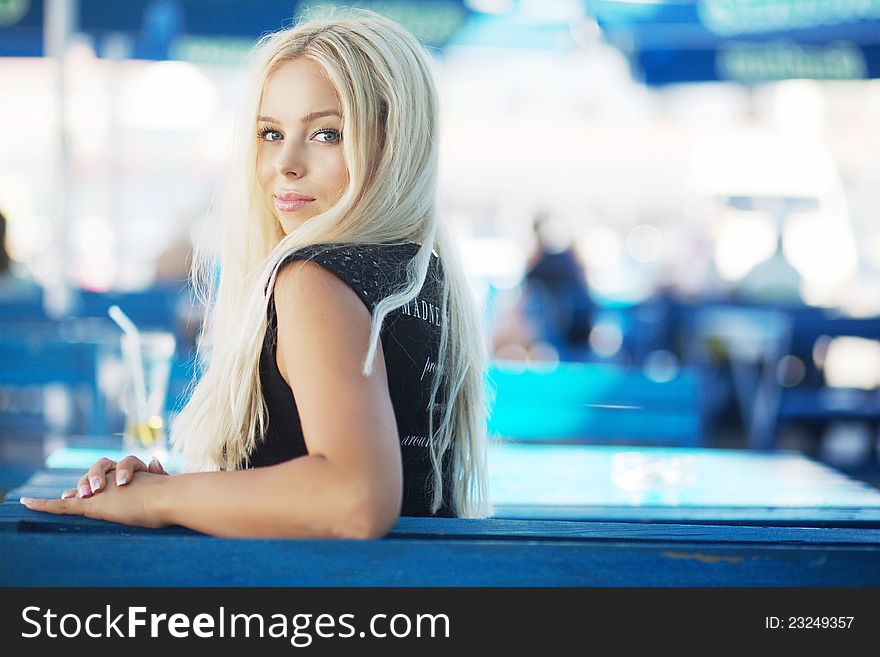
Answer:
[{"left": 2, "top": 0, "right": 880, "bottom": 495}]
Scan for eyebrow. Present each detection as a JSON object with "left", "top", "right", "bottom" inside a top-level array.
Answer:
[{"left": 258, "top": 110, "right": 342, "bottom": 125}]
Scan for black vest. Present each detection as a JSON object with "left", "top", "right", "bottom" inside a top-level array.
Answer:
[{"left": 249, "top": 242, "right": 455, "bottom": 518}]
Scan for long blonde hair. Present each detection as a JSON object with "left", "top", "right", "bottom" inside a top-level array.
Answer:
[{"left": 170, "top": 9, "right": 492, "bottom": 518}]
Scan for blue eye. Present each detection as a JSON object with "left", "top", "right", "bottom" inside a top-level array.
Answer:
[
  {"left": 258, "top": 127, "right": 283, "bottom": 142},
  {"left": 313, "top": 128, "right": 342, "bottom": 144}
]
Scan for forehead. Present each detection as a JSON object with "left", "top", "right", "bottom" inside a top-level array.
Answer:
[{"left": 260, "top": 58, "right": 341, "bottom": 117}]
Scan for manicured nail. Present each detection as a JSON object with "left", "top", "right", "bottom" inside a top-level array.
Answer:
[
  {"left": 20, "top": 497, "right": 33, "bottom": 505},
  {"left": 78, "top": 485, "right": 91, "bottom": 498},
  {"left": 116, "top": 471, "right": 128, "bottom": 485},
  {"left": 61, "top": 490, "right": 74, "bottom": 500},
  {"left": 90, "top": 477, "right": 102, "bottom": 493}
]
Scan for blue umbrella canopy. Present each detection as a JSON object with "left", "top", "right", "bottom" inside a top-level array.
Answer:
[
  {"left": 585, "top": 0, "right": 880, "bottom": 84},
  {"left": 0, "top": 0, "right": 472, "bottom": 61}
]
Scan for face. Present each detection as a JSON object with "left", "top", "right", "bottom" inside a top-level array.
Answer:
[{"left": 256, "top": 58, "right": 348, "bottom": 235}]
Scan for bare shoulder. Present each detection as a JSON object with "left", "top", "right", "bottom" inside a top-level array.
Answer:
[
  {"left": 272, "top": 258, "right": 378, "bottom": 384},
  {"left": 273, "top": 257, "right": 369, "bottom": 320}
]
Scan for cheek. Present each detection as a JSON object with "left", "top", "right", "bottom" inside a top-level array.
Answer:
[
  {"left": 256, "top": 150, "right": 274, "bottom": 189},
  {"left": 330, "top": 153, "right": 348, "bottom": 196}
]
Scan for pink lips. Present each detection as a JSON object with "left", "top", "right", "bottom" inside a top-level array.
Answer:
[{"left": 274, "top": 191, "right": 315, "bottom": 213}]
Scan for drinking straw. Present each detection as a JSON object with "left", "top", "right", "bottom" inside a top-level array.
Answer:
[{"left": 108, "top": 305, "right": 150, "bottom": 441}]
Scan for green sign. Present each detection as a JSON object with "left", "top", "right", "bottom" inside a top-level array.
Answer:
[
  {"left": 718, "top": 39, "right": 868, "bottom": 81},
  {"left": 303, "top": 0, "right": 467, "bottom": 46},
  {"left": 169, "top": 36, "right": 256, "bottom": 66},
  {"left": 699, "top": 0, "right": 880, "bottom": 35},
  {"left": 0, "top": 0, "right": 29, "bottom": 27}
]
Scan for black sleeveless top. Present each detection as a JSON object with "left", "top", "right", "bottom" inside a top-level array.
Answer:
[{"left": 249, "top": 242, "right": 455, "bottom": 518}]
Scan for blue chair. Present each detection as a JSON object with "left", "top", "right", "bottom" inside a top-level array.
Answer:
[
  {"left": 71, "top": 285, "right": 190, "bottom": 330},
  {"left": 0, "top": 294, "right": 48, "bottom": 322},
  {"left": 0, "top": 334, "right": 104, "bottom": 436},
  {"left": 486, "top": 360, "right": 704, "bottom": 446},
  {"left": 678, "top": 304, "right": 793, "bottom": 450},
  {"left": 773, "top": 309, "right": 880, "bottom": 449}
]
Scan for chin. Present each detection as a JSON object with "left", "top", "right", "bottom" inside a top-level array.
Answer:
[{"left": 278, "top": 217, "right": 308, "bottom": 236}]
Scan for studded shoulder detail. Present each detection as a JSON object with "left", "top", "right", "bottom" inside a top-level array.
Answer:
[{"left": 276, "top": 243, "right": 419, "bottom": 312}]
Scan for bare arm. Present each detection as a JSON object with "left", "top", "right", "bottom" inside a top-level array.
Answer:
[{"left": 149, "top": 259, "right": 404, "bottom": 539}]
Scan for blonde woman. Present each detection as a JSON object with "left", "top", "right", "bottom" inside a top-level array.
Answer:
[{"left": 22, "top": 10, "right": 493, "bottom": 538}]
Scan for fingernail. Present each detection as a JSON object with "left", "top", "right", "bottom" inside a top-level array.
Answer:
[
  {"left": 116, "top": 471, "right": 128, "bottom": 485},
  {"left": 20, "top": 497, "right": 33, "bottom": 505},
  {"left": 61, "top": 491, "right": 74, "bottom": 500},
  {"left": 150, "top": 457, "right": 158, "bottom": 467},
  {"left": 90, "top": 477, "right": 102, "bottom": 493},
  {"left": 78, "top": 485, "right": 91, "bottom": 498}
]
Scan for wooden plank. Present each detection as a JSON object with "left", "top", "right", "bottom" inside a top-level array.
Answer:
[
  {"left": 4, "top": 502, "right": 880, "bottom": 545},
  {"left": 6, "top": 496, "right": 880, "bottom": 527},
  {"left": 395, "top": 517, "right": 880, "bottom": 544},
  {"left": 491, "top": 504, "right": 880, "bottom": 527},
  {"left": 1, "top": 532, "right": 877, "bottom": 586}
]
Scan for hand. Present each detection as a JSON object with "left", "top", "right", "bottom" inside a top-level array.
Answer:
[
  {"left": 20, "top": 470, "right": 172, "bottom": 529},
  {"left": 60, "top": 455, "right": 168, "bottom": 500}
]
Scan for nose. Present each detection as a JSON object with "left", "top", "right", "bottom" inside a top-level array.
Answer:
[{"left": 274, "top": 140, "right": 306, "bottom": 177}]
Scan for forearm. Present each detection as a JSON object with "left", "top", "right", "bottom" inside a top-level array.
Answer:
[{"left": 149, "top": 455, "right": 386, "bottom": 539}]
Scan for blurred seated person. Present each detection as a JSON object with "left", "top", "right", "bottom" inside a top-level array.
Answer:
[
  {"left": 518, "top": 213, "right": 593, "bottom": 361},
  {"left": 737, "top": 231, "right": 803, "bottom": 305}
]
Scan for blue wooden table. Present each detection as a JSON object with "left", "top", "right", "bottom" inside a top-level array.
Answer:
[
  {"left": 30, "top": 441, "right": 880, "bottom": 527},
  {"left": 2, "top": 442, "right": 880, "bottom": 586},
  {"left": 2, "top": 504, "right": 879, "bottom": 586},
  {"left": 488, "top": 443, "right": 880, "bottom": 526}
]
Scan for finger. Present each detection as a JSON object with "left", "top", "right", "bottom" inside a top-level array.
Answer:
[
  {"left": 60, "top": 488, "right": 77, "bottom": 500},
  {"left": 21, "top": 496, "right": 85, "bottom": 516},
  {"left": 84, "top": 457, "right": 118, "bottom": 495},
  {"left": 76, "top": 474, "right": 92, "bottom": 498},
  {"left": 115, "top": 455, "right": 148, "bottom": 486},
  {"left": 77, "top": 471, "right": 102, "bottom": 498},
  {"left": 148, "top": 457, "right": 167, "bottom": 475}
]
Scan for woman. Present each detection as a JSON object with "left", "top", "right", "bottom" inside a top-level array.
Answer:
[{"left": 21, "top": 10, "right": 493, "bottom": 538}]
